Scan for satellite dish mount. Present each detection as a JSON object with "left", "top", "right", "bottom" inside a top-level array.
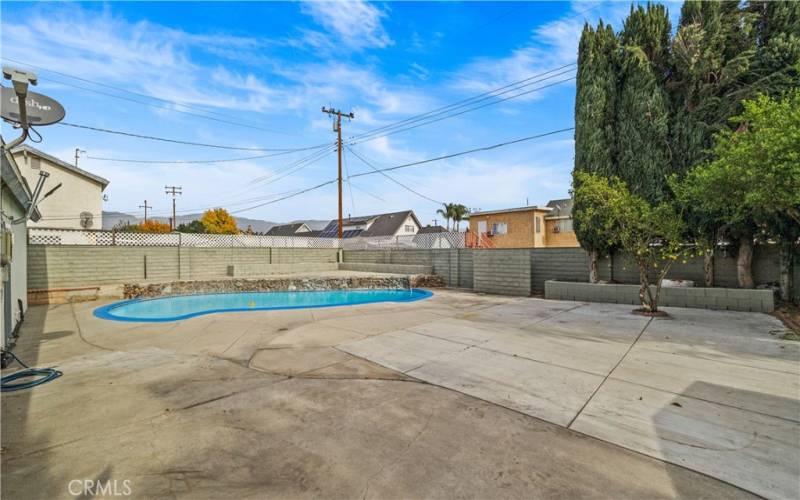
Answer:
[{"left": 2, "top": 66, "right": 66, "bottom": 224}]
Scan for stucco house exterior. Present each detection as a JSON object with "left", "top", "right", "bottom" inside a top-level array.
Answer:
[
  {"left": 468, "top": 198, "right": 579, "bottom": 249},
  {"left": 1, "top": 139, "right": 41, "bottom": 348},
  {"left": 11, "top": 145, "right": 109, "bottom": 230}
]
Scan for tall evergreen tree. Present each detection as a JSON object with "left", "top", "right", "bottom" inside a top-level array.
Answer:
[
  {"left": 615, "top": 4, "right": 672, "bottom": 204},
  {"left": 573, "top": 21, "right": 619, "bottom": 282}
]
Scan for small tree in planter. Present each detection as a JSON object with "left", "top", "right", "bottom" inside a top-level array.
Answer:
[
  {"left": 572, "top": 172, "right": 625, "bottom": 282},
  {"left": 576, "top": 173, "right": 693, "bottom": 315},
  {"left": 614, "top": 194, "right": 691, "bottom": 315}
]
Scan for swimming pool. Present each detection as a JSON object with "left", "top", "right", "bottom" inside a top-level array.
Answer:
[{"left": 93, "top": 288, "right": 433, "bottom": 322}]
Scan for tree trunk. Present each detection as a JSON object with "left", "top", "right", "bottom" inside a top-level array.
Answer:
[
  {"left": 703, "top": 249, "right": 714, "bottom": 288},
  {"left": 638, "top": 264, "right": 653, "bottom": 311},
  {"left": 589, "top": 248, "right": 599, "bottom": 283},
  {"left": 779, "top": 245, "right": 793, "bottom": 302},
  {"left": 737, "top": 236, "right": 754, "bottom": 289}
]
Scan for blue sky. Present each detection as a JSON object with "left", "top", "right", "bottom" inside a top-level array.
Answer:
[{"left": 1, "top": 1, "right": 678, "bottom": 226}]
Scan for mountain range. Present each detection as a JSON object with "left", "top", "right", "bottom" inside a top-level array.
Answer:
[{"left": 102, "top": 211, "right": 329, "bottom": 233}]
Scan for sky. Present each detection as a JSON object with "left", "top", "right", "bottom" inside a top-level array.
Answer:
[{"left": 1, "top": 1, "right": 680, "bottom": 227}]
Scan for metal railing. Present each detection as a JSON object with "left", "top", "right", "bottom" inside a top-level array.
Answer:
[{"left": 28, "top": 227, "right": 466, "bottom": 249}]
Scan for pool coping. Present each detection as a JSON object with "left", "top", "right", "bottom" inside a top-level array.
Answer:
[{"left": 93, "top": 288, "right": 434, "bottom": 323}]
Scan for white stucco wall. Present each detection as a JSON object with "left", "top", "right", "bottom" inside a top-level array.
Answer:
[
  {"left": 13, "top": 152, "right": 105, "bottom": 230},
  {"left": 1, "top": 184, "right": 28, "bottom": 341}
]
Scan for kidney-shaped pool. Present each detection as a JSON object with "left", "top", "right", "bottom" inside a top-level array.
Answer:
[{"left": 94, "top": 288, "right": 433, "bottom": 322}]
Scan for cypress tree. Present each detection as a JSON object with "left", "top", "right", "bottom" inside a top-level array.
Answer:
[
  {"left": 615, "top": 4, "right": 672, "bottom": 204},
  {"left": 573, "top": 22, "right": 619, "bottom": 282}
]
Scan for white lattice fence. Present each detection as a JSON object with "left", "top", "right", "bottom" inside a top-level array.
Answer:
[{"left": 28, "top": 228, "right": 465, "bottom": 249}]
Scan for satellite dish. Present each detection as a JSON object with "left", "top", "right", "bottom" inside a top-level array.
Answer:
[
  {"left": 79, "top": 212, "right": 94, "bottom": 229},
  {"left": 1, "top": 86, "right": 65, "bottom": 126}
]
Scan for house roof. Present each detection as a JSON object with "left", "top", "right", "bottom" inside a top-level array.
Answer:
[
  {"left": 417, "top": 225, "right": 447, "bottom": 234},
  {"left": 469, "top": 206, "right": 551, "bottom": 217},
  {"left": 544, "top": 198, "right": 573, "bottom": 219},
  {"left": 318, "top": 210, "right": 421, "bottom": 238},
  {"left": 266, "top": 222, "right": 310, "bottom": 236},
  {"left": 11, "top": 144, "right": 110, "bottom": 188},
  {"left": 1, "top": 138, "right": 41, "bottom": 222}
]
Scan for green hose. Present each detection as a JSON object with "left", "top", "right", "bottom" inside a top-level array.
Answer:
[{"left": 1, "top": 350, "right": 62, "bottom": 392}]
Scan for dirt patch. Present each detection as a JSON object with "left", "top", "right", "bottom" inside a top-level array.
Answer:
[
  {"left": 631, "top": 308, "right": 669, "bottom": 318},
  {"left": 772, "top": 302, "right": 800, "bottom": 339}
]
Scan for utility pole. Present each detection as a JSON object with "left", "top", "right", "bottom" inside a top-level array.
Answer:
[
  {"left": 74, "top": 148, "right": 86, "bottom": 167},
  {"left": 138, "top": 200, "right": 152, "bottom": 222},
  {"left": 164, "top": 186, "right": 182, "bottom": 230},
  {"left": 321, "top": 107, "right": 354, "bottom": 239}
]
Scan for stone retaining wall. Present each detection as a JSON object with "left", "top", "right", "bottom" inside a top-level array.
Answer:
[
  {"left": 122, "top": 276, "right": 437, "bottom": 299},
  {"left": 544, "top": 280, "right": 775, "bottom": 313}
]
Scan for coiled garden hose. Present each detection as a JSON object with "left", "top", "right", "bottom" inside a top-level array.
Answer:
[{"left": 0, "top": 350, "right": 62, "bottom": 392}]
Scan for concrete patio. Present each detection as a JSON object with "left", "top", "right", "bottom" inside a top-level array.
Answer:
[{"left": 2, "top": 289, "right": 797, "bottom": 499}]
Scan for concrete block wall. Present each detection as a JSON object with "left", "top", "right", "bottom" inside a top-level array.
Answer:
[
  {"left": 530, "top": 248, "right": 590, "bottom": 294},
  {"left": 545, "top": 281, "right": 775, "bottom": 313},
  {"left": 472, "top": 249, "right": 531, "bottom": 296},
  {"left": 28, "top": 245, "right": 339, "bottom": 289}
]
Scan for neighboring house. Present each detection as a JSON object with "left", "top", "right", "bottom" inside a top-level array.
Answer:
[
  {"left": 266, "top": 222, "right": 312, "bottom": 237},
  {"left": 417, "top": 225, "right": 447, "bottom": 234},
  {"left": 11, "top": 145, "right": 109, "bottom": 230},
  {"left": 1, "top": 139, "right": 41, "bottom": 348},
  {"left": 468, "top": 198, "right": 579, "bottom": 249},
  {"left": 318, "top": 210, "right": 421, "bottom": 238},
  {"left": 414, "top": 225, "right": 457, "bottom": 248},
  {"left": 544, "top": 198, "right": 579, "bottom": 248}
]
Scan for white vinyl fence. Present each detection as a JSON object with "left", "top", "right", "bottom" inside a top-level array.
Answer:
[{"left": 28, "top": 228, "right": 465, "bottom": 249}]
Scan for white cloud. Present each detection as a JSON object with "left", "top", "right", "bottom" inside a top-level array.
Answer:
[
  {"left": 299, "top": 1, "right": 393, "bottom": 51},
  {"left": 449, "top": 2, "right": 630, "bottom": 98}
]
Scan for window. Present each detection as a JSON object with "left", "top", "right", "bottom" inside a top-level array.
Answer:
[
  {"left": 554, "top": 219, "right": 573, "bottom": 232},
  {"left": 478, "top": 221, "right": 487, "bottom": 234},
  {"left": 404, "top": 225, "right": 415, "bottom": 232},
  {"left": 492, "top": 222, "right": 508, "bottom": 235},
  {"left": 535, "top": 217, "right": 541, "bottom": 233}
]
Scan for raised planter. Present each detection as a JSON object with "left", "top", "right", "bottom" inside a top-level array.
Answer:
[{"left": 544, "top": 280, "right": 774, "bottom": 313}]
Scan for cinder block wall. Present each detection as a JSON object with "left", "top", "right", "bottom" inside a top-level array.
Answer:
[
  {"left": 530, "top": 248, "right": 589, "bottom": 294},
  {"left": 472, "top": 249, "right": 531, "bottom": 296},
  {"left": 28, "top": 245, "right": 339, "bottom": 289}
]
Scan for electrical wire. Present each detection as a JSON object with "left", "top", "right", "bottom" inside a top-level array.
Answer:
[
  {"left": 351, "top": 76, "right": 575, "bottom": 146},
  {"left": 342, "top": 146, "right": 356, "bottom": 214},
  {"left": 350, "top": 68, "right": 576, "bottom": 144},
  {"left": 346, "top": 145, "right": 443, "bottom": 204},
  {"left": 85, "top": 149, "right": 324, "bottom": 164},
  {"left": 230, "top": 126, "right": 575, "bottom": 214},
  {"left": 57, "top": 122, "right": 331, "bottom": 152},
  {"left": 350, "top": 127, "right": 575, "bottom": 179},
  {"left": 1, "top": 57, "right": 279, "bottom": 132}
]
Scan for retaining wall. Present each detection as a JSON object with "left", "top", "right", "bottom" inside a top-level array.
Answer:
[{"left": 545, "top": 280, "right": 775, "bottom": 313}]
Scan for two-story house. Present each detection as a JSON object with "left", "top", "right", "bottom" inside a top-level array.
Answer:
[{"left": 468, "top": 198, "right": 579, "bottom": 249}]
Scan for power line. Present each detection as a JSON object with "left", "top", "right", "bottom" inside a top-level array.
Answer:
[
  {"left": 1, "top": 57, "right": 280, "bottom": 132},
  {"left": 231, "top": 126, "right": 575, "bottom": 214},
  {"left": 85, "top": 149, "right": 325, "bottom": 164},
  {"left": 350, "top": 75, "right": 576, "bottom": 146},
  {"left": 350, "top": 66, "right": 576, "bottom": 143},
  {"left": 39, "top": 126, "right": 575, "bottom": 219},
  {"left": 350, "top": 127, "right": 575, "bottom": 179},
  {"left": 57, "top": 122, "right": 331, "bottom": 152},
  {"left": 346, "top": 145, "right": 443, "bottom": 205},
  {"left": 35, "top": 73, "right": 286, "bottom": 133}
]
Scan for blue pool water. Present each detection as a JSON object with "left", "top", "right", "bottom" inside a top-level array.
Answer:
[{"left": 93, "top": 288, "right": 432, "bottom": 322}]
